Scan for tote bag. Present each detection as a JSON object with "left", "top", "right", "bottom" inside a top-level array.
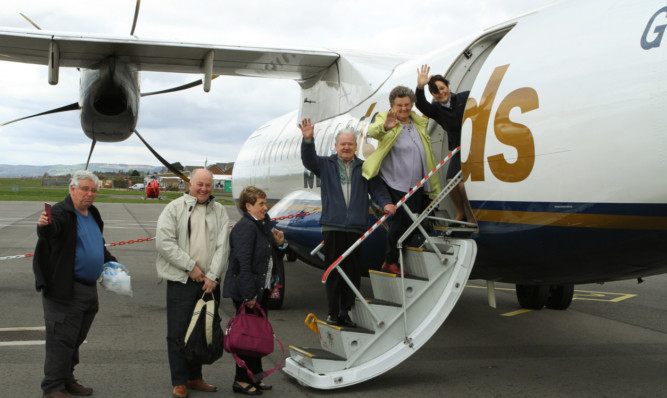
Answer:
[{"left": 181, "top": 292, "right": 223, "bottom": 364}]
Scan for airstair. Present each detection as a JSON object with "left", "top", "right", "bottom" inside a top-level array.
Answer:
[{"left": 283, "top": 149, "right": 478, "bottom": 389}]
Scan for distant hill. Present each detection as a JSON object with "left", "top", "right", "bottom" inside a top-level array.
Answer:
[{"left": 0, "top": 163, "right": 162, "bottom": 178}]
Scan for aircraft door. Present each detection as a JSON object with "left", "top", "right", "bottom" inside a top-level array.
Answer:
[{"left": 429, "top": 26, "right": 516, "bottom": 224}]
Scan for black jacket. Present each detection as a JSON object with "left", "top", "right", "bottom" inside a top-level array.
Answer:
[
  {"left": 33, "top": 195, "right": 116, "bottom": 301},
  {"left": 415, "top": 87, "right": 470, "bottom": 151},
  {"left": 223, "top": 212, "right": 280, "bottom": 302}
]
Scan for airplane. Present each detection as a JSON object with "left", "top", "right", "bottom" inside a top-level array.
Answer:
[
  {"left": 1, "top": 0, "right": 665, "bottom": 308},
  {"left": 232, "top": 0, "right": 667, "bottom": 312},
  {"left": 1, "top": 0, "right": 666, "bottom": 386}
]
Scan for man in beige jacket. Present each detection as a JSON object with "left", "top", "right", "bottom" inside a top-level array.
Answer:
[{"left": 156, "top": 169, "right": 230, "bottom": 398}]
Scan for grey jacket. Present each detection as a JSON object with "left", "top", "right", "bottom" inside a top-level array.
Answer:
[{"left": 155, "top": 193, "right": 231, "bottom": 284}]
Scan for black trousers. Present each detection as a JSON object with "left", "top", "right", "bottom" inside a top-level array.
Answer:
[
  {"left": 232, "top": 290, "right": 270, "bottom": 383},
  {"left": 386, "top": 186, "right": 424, "bottom": 264},
  {"left": 323, "top": 230, "right": 362, "bottom": 318},
  {"left": 41, "top": 281, "right": 98, "bottom": 394},
  {"left": 166, "top": 280, "right": 221, "bottom": 386}
]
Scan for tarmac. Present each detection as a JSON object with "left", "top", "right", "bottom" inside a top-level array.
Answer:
[{"left": 0, "top": 201, "right": 665, "bottom": 397}]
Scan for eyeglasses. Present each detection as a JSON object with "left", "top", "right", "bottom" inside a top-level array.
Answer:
[{"left": 77, "top": 186, "right": 99, "bottom": 193}]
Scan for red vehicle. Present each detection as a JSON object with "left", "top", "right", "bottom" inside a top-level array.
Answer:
[{"left": 145, "top": 179, "right": 160, "bottom": 199}]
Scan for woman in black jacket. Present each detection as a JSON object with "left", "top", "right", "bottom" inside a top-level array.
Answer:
[{"left": 223, "top": 186, "right": 286, "bottom": 395}]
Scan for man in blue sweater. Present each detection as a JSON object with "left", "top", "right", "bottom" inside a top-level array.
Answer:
[
  {"left": 33, "top": 170, "right": 117, "bottom": 398},
  {"left": 300, "top": 118, "right": 396, "bottom": 327}
]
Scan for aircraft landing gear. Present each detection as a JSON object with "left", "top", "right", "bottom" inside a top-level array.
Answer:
[{"left": 515, "top": 284, "right": 574, "bottom": 310}]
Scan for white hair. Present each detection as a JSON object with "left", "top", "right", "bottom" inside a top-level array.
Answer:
[{"left": 70, "top": 170, "right": 99, "bottom": 188}]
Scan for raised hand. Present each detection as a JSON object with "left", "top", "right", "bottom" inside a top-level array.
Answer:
[
  {"left": 384, "top": 109, "right": 399, "bottom": 131},
  {"left": 417, "top": 64, "right": 431, "bottom": 89},
  {"left": 298, "top": 118, "right": 314, "bottom": 140}
]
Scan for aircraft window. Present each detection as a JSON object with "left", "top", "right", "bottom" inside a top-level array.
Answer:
[{"left": 370, "top": 112, "right": 379, "bottom": 124}]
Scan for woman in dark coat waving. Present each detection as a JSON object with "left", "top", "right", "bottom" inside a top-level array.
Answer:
[{"left": 223, "top": 186, "right": 286, "bottom": 395}]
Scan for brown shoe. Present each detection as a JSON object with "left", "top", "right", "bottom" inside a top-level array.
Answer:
[
  {"left": 187, "top": 379, "right": 217, "bottom": 392},
  {"left": 65, "top": 381, "right": 93, "bottom": 396},
  {"left": 43, "top": 390, "right": 74, "bottom": 398},
  {"left": 173, "top": 385, "right": 188, "bottom": 398}
]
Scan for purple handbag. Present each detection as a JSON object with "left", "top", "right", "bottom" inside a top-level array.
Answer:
[
  {"left": 224, "top": 303, "right": 284, "bottom": 381},
  {"left": 224, "top": 303, "right": 274, "bottom": 357}
]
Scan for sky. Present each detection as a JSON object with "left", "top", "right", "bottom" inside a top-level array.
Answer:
[{"left": 0, "top": 0, "right": 559, "bottom": 167}]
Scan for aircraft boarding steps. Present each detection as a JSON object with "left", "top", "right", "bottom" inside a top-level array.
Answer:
[
  {"left": 283, "top": 237, "right": 476, "bottom": 388},
  {"left": 284, "top": 151, "right": 478, "bottom": 389}
]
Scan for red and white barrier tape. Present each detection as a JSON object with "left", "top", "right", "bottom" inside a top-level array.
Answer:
[
  {"left": 321, "top": 147, "right": 460, "bottom": 283},
  {"left": 0, "top": 236, "right": 155, "bottom": 261}
]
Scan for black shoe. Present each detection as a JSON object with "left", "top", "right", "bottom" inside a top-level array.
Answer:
[
  {"left": 337, "top": 314, "right": 357, "bottom": 328},
  {"left": 233, "top": 381, "right": 262, "bottom": 395},
  {"left": 326, "top": 315, "right": 338, "bottom": 325},
  {"left": 252, "top": 381, "right": 272, "bottom": 391}
]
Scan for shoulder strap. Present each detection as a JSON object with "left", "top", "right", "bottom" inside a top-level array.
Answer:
[
  {"left": 231, "top": 336, "right": 285, "bottom": 382},
  {"left": 184, "top": 294, "right": 216, "bottom": 345}
]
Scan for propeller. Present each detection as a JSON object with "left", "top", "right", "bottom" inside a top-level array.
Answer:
[
  {"left": 130, "top": 0, "right": 141, "bottom": 35},
  {"left": 134, "top": 129, "right": 190, "bottom": 182},
  {"left": 85, "top": 140, "right": 97, "bottom": 170},
  {"left": 5, "top": 0, "right": 210, "bottom": 184},
  {"left": 141, "top": 75, "right": 219, "bottom": 97},
  {"left": 0, "top": 102, "right": 80, "bottom": 127},
  {"left": 20, "top": 13, "right": 41, "bottom": 30}
]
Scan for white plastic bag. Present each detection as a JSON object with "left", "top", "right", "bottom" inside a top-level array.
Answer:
[{"left": 99, "top": 261, "right": 133, "bottom": 296}]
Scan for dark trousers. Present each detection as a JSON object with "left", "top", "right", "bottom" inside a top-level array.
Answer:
[
  {"left": 232, "top": 291, "right": 270, "bottom": 383},
  {"left": 166, "top": 280, "right": 221, "bottom": 386},
  {"left": 323, "top": 230, "right": 362, "bottom": 318},
  {"left": 41, "top": 281, "right": 98, "bottom": 394},
  {"left": 386, "top": 186, "right": 424, "bottom": 264}
]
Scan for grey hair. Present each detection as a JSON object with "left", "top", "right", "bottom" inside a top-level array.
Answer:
[
  {"left": 389, "top": 85, "right": 416, "bottom": 106},
  {"left": 334, "top": 128, "right": 357, "bottom": 145},
  {"left": 70, "top": 170, "right": 99, "bottom": 188}
]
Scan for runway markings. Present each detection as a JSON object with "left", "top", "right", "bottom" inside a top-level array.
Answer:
[
  {"left": 465, "top": 284, "right": 637, "bottom": 316},
  {"left": 572, "top": 290, "right": 637, "bottom": 302},
  {"left": 501, "top": 309, "right": 533, "bottom": 317},
  {"left": 0, "top": 326, "right": 45, "bottom": 346}
]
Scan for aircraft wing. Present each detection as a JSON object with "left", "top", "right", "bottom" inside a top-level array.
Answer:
[{"left": 0, "top": 27, "right": 340, "bottom": 81}]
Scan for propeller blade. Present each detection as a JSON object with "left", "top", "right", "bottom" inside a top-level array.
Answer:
[
  {"left": 141, "top": 75, "right": 219, "bottom": 97},
  {"left": 85, "top": 139, "right": 97, "bottom": 170},
  {"left": 133, "top": 129, "right": 190, "bottom": 183},
  {"left": 1, "top": 102, "right": 80, "bottom": 127},
  {"left": 130, "top": 0, "right": 141, "bottom": 36},
  {"left": 20, "top": 13, "right": 42, "bottom": 30}
]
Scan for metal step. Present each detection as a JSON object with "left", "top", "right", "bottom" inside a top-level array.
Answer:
[
  {"left": 368, "top": 270, "right": 429, "bottom": 306},
  {"left": 403, "top": 248, "right": 456, "bottom": 280},
  {"left": 351, "top": 298, "right": 401, "bottom": 331},
  {"left": 288, "top": 346, "right": 346, "bottom": 374},
  {"left": 315, "top": 319, "right": 375, "bottom": 359}
]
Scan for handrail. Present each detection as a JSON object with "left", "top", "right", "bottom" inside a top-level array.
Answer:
[{"left": 319, "top": 147, "right": 460, "bottom": 326}]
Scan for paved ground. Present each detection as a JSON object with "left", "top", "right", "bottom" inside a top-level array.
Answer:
[{"left": 0, "top": 201, "right": 665, "bottom": 397}]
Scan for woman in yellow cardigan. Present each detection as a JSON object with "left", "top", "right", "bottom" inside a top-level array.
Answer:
[{"left": 362, "top": 86, "right": 440, "bottom": 274}]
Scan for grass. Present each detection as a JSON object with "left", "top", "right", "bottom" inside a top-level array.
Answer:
[{"left": 0, "top": 181, "right": 235, "bottom": 205}]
